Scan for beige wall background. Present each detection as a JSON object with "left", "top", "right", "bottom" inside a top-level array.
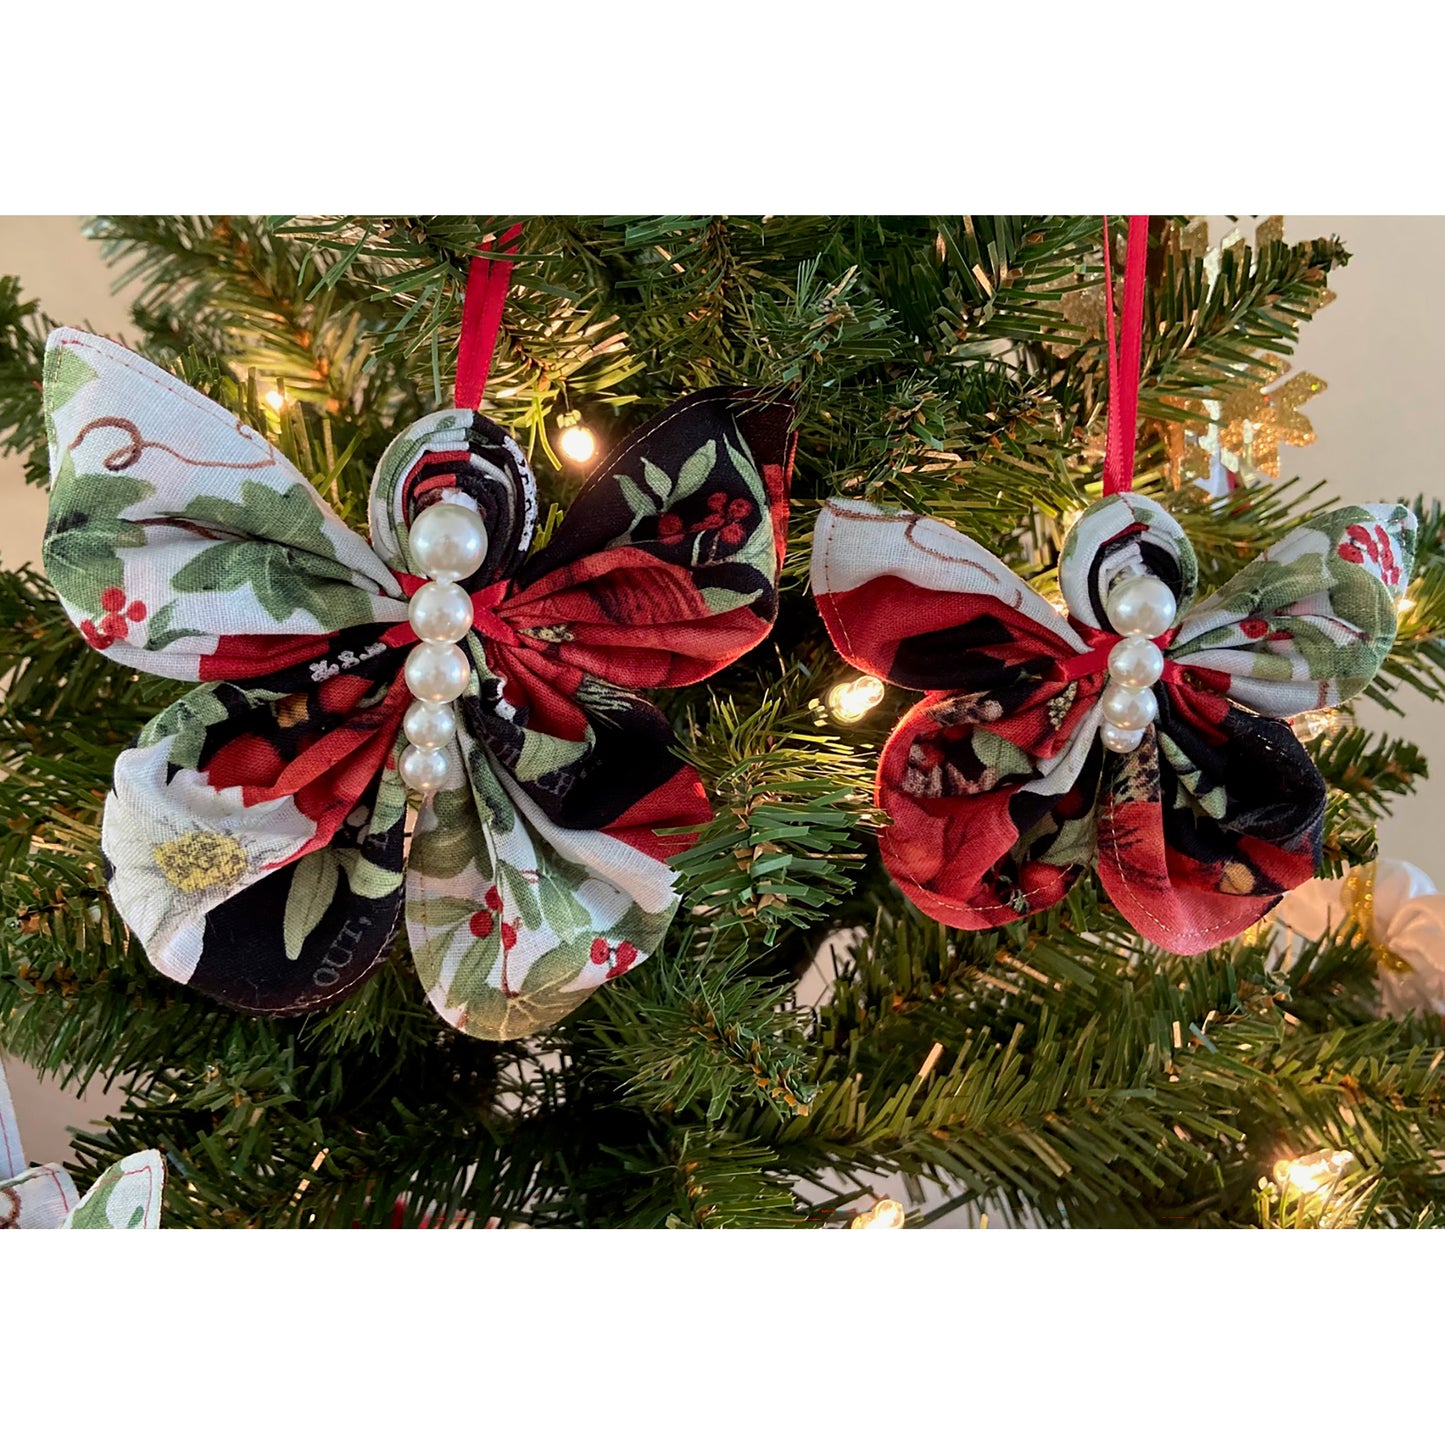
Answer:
[{"left": 2, "top": 215, "right": 1442, "bottom": 1169}]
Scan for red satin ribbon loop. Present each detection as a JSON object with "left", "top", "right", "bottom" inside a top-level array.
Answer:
[
  {"left": 1101, "top": 215, "right": 1149, "bottom": 496},
  {"left": 453, "top": 222, "right": 524, "bottom": 411}
]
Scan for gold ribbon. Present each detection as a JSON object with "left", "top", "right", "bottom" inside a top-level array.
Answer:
[{"left": 1341, "top": 860, "right": 1413, "bottom": 973}]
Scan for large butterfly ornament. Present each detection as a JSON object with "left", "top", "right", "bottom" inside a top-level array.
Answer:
[
  {"left": 812, "top": 491, "right": 1416, "bottom": 953},
  {"left": 43, "top": 329, "right": 794, "bottom": 1040}
]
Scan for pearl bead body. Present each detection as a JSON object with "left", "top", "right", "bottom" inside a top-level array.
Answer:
[
  {"left": 1101, "top": 682, "right": 1159, "bottom": 731},
  {"left": 409, "top": 503, "right": 489, "bottom": 583},
  {"left": 1101, "top": 721, "right": 1146, "bottom": 754},
  {"left": 399, "top": 744, "right": 452, "bottom": 794},
  {"left": 1105, "top": 574, "right": 1177, "bottom": 639},
  {"left": 404, "top": 641, "right": 471, "bottom": 703},
  {"left": 404, "top": 698, "right": 458, "bottom": 751},
  {"left": 409, "top": 580, "right": 474, "bottom": 644},
  {"left": 1107, "top": 635, "right": 1165, "bottom": 690}
]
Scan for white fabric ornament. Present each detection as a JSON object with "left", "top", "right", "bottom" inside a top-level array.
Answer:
[
  {"left": 0, "top": 1056, "right": 165, "bottom": 1229},
  {"left": 1275, "top": 859, "right": 1445, "bottom": 1018}
]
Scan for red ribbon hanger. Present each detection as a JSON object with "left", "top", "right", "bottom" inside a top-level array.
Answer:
[
  {"left": 453, "top": 222, "right": 524, "bottom": 410},
  {"left": 1100, "top": 215, "right": 1149, "bottom": 496}
]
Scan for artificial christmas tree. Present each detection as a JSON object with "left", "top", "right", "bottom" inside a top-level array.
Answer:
[{"left": 1, "top": 215, "right": 1442, "bottom": 1228}]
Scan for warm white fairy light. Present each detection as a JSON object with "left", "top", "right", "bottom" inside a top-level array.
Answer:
[
  {"left": 264, "top": 388, "right": 286, "bottom": 411},
  {"left": 1397, "top": 595, "right": 1417, "bottom": 618},
  {"left": 851, "top": 1198, "right": 906, "bottom": 1229},
  {"left": 1272, "top": 1148, "right": 1356, "bottom": 1195},
  {"left": 827, "top": 675, "right": 886, "bottom": 724},
  {"left": 558, "top": 422, "right": 598, "bottom": 465},
  {"left": 1290, "top": 708, "right": 1345, "bottom": 744}
]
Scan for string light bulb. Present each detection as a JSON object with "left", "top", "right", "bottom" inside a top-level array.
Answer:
[
  {"left": 826, "top": 675, "right": 886, "bottom": 724},
  {"left": 1290, "top": 708, "right": 1345, "bottom": 743},
  {"left": 850, "top": 1198, "right": 906, "bottom": 1229},
  {"left": 264, "top": 388, "right": 286, "bottom": 412},
  {"left": 1397, "top": 595, "right": 1417, "bottom": 618},
  {"left": 557, "top": 412, "right": 598, "bottom": 466},
  {"left": 1272, "top": 1148, "right": 1355, "bottom": 1195}
]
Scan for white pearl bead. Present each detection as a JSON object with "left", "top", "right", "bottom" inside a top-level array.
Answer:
[
  {"left": 410, "top": 502, "right": 489, "bottom": 583},
  {"left": 1105, "top": 574, "right": 1177, "bottom": 638},
  {"left": 399, "top": 744, "right": 452, "bottom": 794},
  {"left": 1101, "top": 682, "right": 1159, "bottom": 731},
  {"left": 408, "top": 580, "right": 474, "bottom": 643},
  {"left": 404, "top": 698, "right": 457, "bottom": 751},
  {"left": 404, "top": 641, "right": 470, "bottom": 703},
  {"left": 1107, "top": 635, "right": 1165, "bottom": 690},
  {"left": 1101, "top": 721, "right": 1146, "bottom": 754}
]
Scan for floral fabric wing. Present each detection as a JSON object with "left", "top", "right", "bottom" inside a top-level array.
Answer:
[
  {"left": 392, "top": 392, "right": 795, "bottom": 1039},
  {"left": 1169, "top": 504, "right": 1416, "bottom": 715},
  {"left": 407, "top": 723, "right": 685, "bottom": 1041},
  {"left": 506, "top": 389, "right": 795, "bottom": 689},
  {"left": 101, "top": 645, "right": 410, "bottom": 1013},
  {"left": 813, "top": 498, "right": 1106, "bottom": 927},
  {"left": 62, "top": 1152, "right": 166, "bottom": 1230},
  {"left": 1095, "top": 685, "right": 1325, "bottom": 953},
  {"left": 43, "top": 328, "right": 407, "bottom": 682}
]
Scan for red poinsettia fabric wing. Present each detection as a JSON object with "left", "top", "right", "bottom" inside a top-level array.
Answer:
[
  {"left": 500, "top": 389, "right": 796, "bottom": 691},
  {"left": 813, "top": 498, "right": 1110, "bottom": 928}
]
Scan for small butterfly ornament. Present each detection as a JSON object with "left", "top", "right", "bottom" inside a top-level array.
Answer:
[
  {"left": 811, "top": 217, "right": 1416, "bottom": 953},
  {"left": 0, "top": 1057, "right": 164, "bottom": 1229},
  {"left": 41, "top": 234, "right": 794, "bottom": 1041},
  {"left": 813, "top": 491, "right": 1414, "bottom": 952}
]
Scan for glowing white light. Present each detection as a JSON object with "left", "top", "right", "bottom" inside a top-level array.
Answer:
[
  {"left": 559, "top": 424, "right": 597, "bottom": 465},
  {"left": 826, "top": 675, "right": 886, "bottom": 724},
  {"left": 850, "top": 1198, "right": 906, "bottom": 1229}
]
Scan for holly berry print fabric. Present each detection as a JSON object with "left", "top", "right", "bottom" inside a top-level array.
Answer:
[
  {"left": 811, "top": 492, "right": 1416, "bottom": 954},
  {"left": 43, "top": 329, "right": 795, "bottom": 1040}
]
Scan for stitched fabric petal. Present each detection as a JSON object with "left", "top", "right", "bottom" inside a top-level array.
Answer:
[
  {"left": 878, "top": 682, "right": 1105, "bottom": 928},
  {"left": 101, "top": 640, "right": 409, "bottom": 1013},
  {"left": 1169, "top": 504, "right": 1417, "bottom": 715},
  {"left": 62, "top": 1152, "right": 166, "bottom": 1229},
  {"left": 42, "top": 328, "right": 406, "bottom": 681},
  {"left": 812, "top": 498, "right": 1089, "bottom": 687},
  {"left": 503, "top": 390, "right": 795, "bottom": 689},
  {"left": 1096, "top": 686, "right": 1324, "bottom": 953},
  {"left": 406, "top": 721, "right": 684, "bottom": 1042}
]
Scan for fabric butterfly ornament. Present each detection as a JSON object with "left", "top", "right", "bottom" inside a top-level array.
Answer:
[
  {"left": 812, "top": 491, "right": 1414, "bottom": 953},
  {"left": 811, "top": 215, "right": 1415, "bottom": 955},
  {"left": 0, "top": 1056, "right": 165, "bottom": 1229},
  {"left": 43, "top": 319, "right": 794, "bottom": 1041}
]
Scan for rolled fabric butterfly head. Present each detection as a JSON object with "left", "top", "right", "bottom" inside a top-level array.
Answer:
[
  {"left": 43, "top": 328, "right": 795, "bottom": 1039},
  {"left": 811, "top": 491, "right": 1416, "bottom": 954}
]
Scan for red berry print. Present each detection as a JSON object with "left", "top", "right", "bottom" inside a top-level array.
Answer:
[
  {"left": 500, "top": 922, "right": 518, "bottom": 950},
  {"left": 589, "top": 937, "right": 610, "bottom": 966},
  {"left": 469, "top": 911, "right": 495, "bottom": 939},
  {"left": 615, "top": 941, "right": 638, "bottom": 969},
  {"left": 485, "top": 886, "right": 503, "bottom": 913},
  {"left": 1337, "top": 542, "right": 1365, "bottom": 564},
  {"left": 80, "top": 619, "right": 113, "bottom": 651},
  {"left": 657, "top": 513, "right": 685, "bottom": 540},
  {"left": 86, "top": 586, "right": 148, "bottom": 653},
  {"left": 1240, "top": 617, "right": 1269, "bottom": 639}
]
